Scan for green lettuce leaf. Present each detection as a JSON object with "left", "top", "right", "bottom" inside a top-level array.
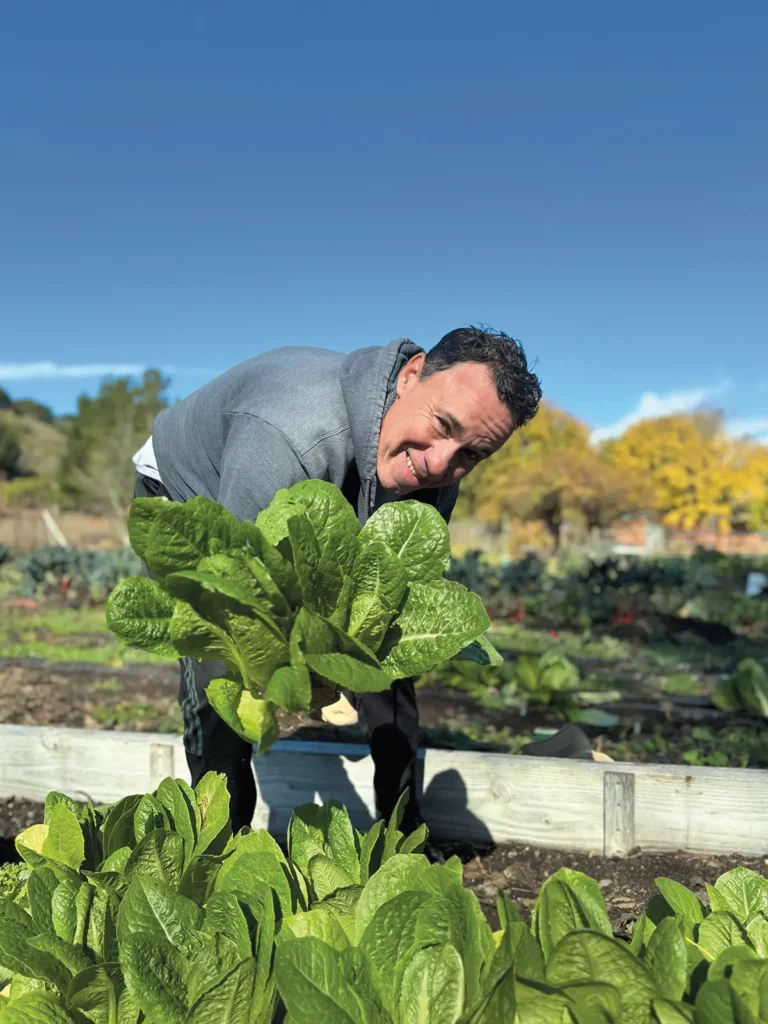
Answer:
[
  {"left": 347, "top": 540, "right": 407, "bottom": 652},
  {"left": 707, "top": 868, "right": 768, "bottom": 926},
  {"left": 105, "top": 577, "right": 177, "bottom": 657},
  {"left": 168, "top": 601, "right": 235, "bottom": 667},
  {"left": 121, "top": 932, "right": 188, "bottom": 1024},
  {"left": 546, "top": 931, "right": 656, "bottom": 1024},
  {"left": 255, "top": 489, "right": 304, "bottom": 546},
  {"left": 360, "top": 499, "right": 451, "bottom": 583},
  {"left": 644, "top": 917, "right": 688, "bottom": 1001},
  {"left": 397, "top": 943, "right": 464, "bottom": 1023},
  {"left": 452, "top": 634, "right": 504, "bottom": 667},
  {"left": 531, "top": 868, "right": 613, "bottom": 961},
  {"left": 378, "top": 580, "right": 490, "bottom": 678},
  {"left": 265, "top": 664, "right": 312, "bottom": 713},
  {"left": 127, "top": 496, "right": 168, "bottom": 562},
  {"left": 238, "top": 520, "right": 303, "bottom": 607},
  {"left": 286, "top": 479, "right": 361, "bottom": 578},
  {"left": 274, "top": 936, "right": 379, "bottom": 1023},
  {"left": 206, "top": 677, "right": 281, "bottom": 752},
  {"left": 144, "top": 496, "right": 241, "bottom": 579}
]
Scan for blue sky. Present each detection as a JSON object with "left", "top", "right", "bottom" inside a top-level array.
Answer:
[{"left": 1, "top": 1, "right": 766, "bottom": 442}]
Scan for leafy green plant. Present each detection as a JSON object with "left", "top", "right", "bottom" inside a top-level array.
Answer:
[
  {"left": 0, "top": 773, "right": 433, "bottom": 1023},
  {"left": 506, "top": 650, "right": 620, "bottom": 726},
  {"left": 105, "top": 481, "right": 500, "bottom": 752},
  {"left": 0, "top": 863, "right": 26, "bottom": 904},
  {"left": 715, "top": 660, "right": 768, "bottom": 718},
  {"left": 423, "top": 648, "right": 621, "bottom": 728},
  {"left": 12, "top": 547, "right": 143, "bottom": 601},
  {"left": 4, "top": 774, "right": 768, "bottom": 1021}
]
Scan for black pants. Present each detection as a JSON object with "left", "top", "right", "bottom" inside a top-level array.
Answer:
[{"left": 133, "top": 473, "right": 421, "bottom": 833}]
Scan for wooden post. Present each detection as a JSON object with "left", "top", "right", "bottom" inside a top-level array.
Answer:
[
  {"left": 604, "top": 771, "right": 635, "bottom": 857},
  {"left": 149, "top": 744, "right": 175, "bottom": 790},
  {"left": 41, "top": 508, "right": 69, "bottom": 547}
]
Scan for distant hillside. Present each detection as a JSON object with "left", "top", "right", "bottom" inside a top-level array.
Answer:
[{"left": 0, "top": 408, "right": 67, "bottom": 478}]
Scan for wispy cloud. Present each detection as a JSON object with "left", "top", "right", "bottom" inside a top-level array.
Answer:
[
  {"left": 726, "top": 418, "right": 768, "bottom": 441},
  {"left": 0, "top": 362, "right": 148, "bottom": 381},
  {"left": 590, "top": 382, "right": 732, "bottom": 444}
]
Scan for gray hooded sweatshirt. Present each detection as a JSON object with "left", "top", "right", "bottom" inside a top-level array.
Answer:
[{"left": 151, "top": 339, "right": 459, "bottom": 527}]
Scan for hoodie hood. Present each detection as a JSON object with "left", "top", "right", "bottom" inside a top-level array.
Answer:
[{"left": 339, "top": 338, "right": 422, "bottom": 515}]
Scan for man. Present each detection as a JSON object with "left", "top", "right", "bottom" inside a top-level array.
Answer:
[{"left": 132, "top": 326, "right": 541, "bottom": 833}]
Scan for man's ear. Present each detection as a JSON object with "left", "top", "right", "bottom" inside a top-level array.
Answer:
[{"left": 396, "top": 352, "right": 426, "bottom": 396}]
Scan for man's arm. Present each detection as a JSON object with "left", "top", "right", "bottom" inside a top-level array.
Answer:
[{"left": 218, "top": 413, "right": 309, "bottom": 522}]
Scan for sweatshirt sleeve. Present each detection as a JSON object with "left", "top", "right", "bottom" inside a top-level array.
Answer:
[
  {"left": 437, "top": 483, "right": 460, "bottom": 525},
  {"left": 217, "top": 413, "right": 309, "bottom": 522}
]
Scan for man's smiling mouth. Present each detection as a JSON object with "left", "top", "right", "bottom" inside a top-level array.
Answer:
[{"left": 405, "top": 450, "right": 419, "bottom": 482}]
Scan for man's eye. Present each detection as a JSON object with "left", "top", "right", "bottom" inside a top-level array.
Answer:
[
  {"left": 437, "top": 417, "right": 450, "bottom": 434},
  {"left": 464, "top": 449, "right": 481, "bottom": 464}
]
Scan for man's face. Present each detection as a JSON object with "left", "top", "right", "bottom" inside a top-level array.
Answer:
[{"left": 377, "top": 354, "right": 515, "bottom": 494}]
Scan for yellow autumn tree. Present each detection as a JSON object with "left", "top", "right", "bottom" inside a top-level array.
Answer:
[
  {"left": 457, "top": 403, "right": 651, "bottom": 548},
  {"left": 733, "top": 442, "right": 768, "bottom": 531},
  {"left": 602, "top": 412, "right": 764, "bottom": 532}
]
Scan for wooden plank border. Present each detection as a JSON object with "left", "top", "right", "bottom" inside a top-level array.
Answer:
[{"left": 1, "top": 724, "right": 767, "bottom": 857}]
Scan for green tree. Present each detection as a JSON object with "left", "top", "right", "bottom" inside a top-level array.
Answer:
[
  {"left": 0, "top": 417, "right": 22, "bottom": 477},
  {"left": 59, "top": 368, "right": 170, "bottom": 515}
]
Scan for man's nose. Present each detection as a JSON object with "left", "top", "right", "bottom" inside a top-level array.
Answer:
[{"left": 428, "top": 440, "right": 460, "bottom": 479}]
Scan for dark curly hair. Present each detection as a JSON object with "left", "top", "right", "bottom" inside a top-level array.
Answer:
[{"left": 421, "top": 325, "right": 542, "bottom": 429}]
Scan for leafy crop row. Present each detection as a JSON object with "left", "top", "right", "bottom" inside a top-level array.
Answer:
[
  {"left": 104, "top": 482, "right": 500, "bottom": 752},
  {"left": 4, "top": 539, "right": 765, "bottom": 626},
  {"left": 422, "top": 650, "right": 622, "bottom": 728},
  {"left": 2, "top": 774, "right": 768, "bottom": 1022},
  {"left": 448, "top": 550, "right": 767, "bottom": 632},
  {"left": 0, "top": 548, "right": 142, "bottom": 602},
  {"left": 428, "top": 651, "right": 768, "bottom": 728}
]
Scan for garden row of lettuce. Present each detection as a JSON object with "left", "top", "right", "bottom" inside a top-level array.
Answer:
[
  {"left": 2, "top": 536, "right": 765, "bottom": 633},
  {"left": 427, "top": 648, "right": 768, "bottom": 726},
  {"left": 3, "top": 772, "right": 768, "bottom": 1022}
]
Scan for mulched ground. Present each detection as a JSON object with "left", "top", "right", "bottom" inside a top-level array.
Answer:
[{"left": 3, "top": 794, "right": 765, "bottom": 938}]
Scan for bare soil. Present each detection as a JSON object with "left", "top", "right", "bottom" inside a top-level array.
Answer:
[
  {"left": 0, "top": 659, "right": 529, "bottom": 740},
  {"left": 0, "top": 797, "right": 42, "bottom": 866},
  {"left": 0, "top": 659, "right": 182, "bottom": 732},
  {"left": 455, "top": 841, "right": 768, "bottom": 936}
]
